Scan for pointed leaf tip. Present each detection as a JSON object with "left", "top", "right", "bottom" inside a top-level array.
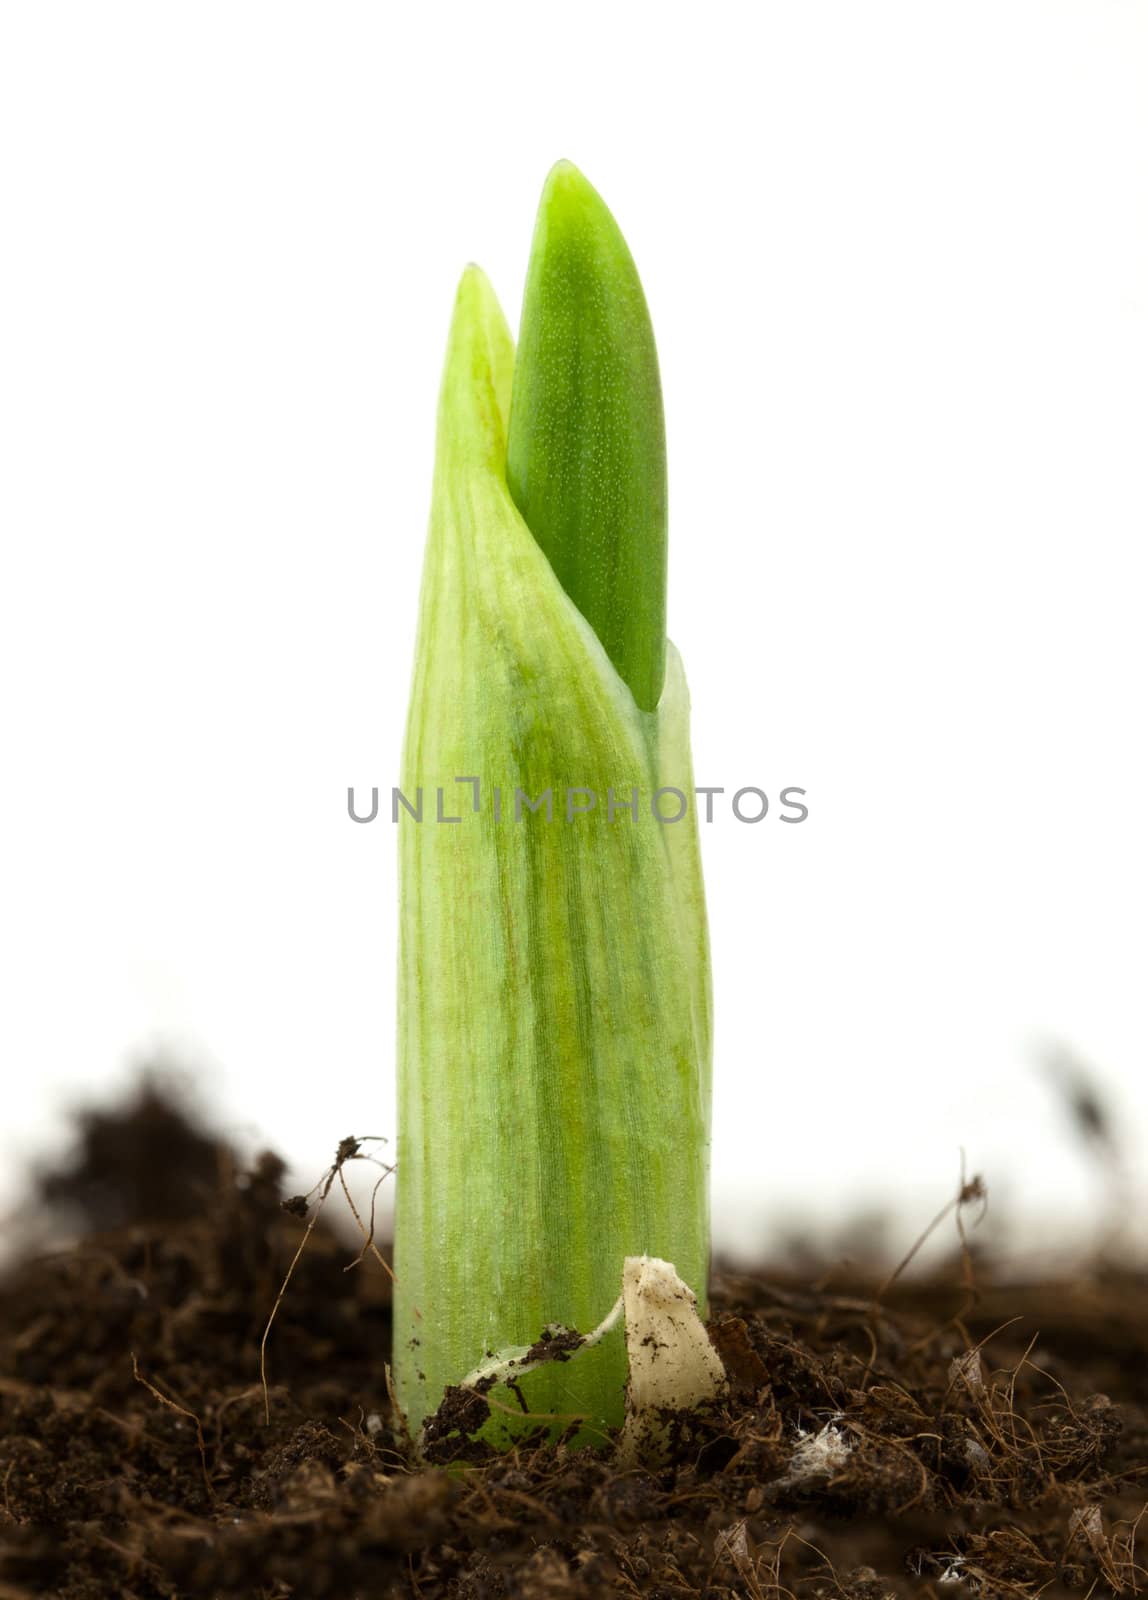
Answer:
[
  {"left": 507, "top": 164, "right": 668, "bottom": 712},
  {"left": 436, "top": 264, "right": 514, "bottom": 472}
]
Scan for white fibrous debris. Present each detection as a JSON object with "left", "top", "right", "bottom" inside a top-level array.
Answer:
[
  {"left": 365, "top": 1413, "right": 384, "bottom": 1437},
  {"left": 948, "top": 1349, "right": 986, "bottom": 1394},
  {"left": 1069, "top": 1504, "right": 1105, "bottom": 1551},
  {"left": 618, "top": 1255, "right": 727, "bottom": 1463},
  {"left": 775, "top": 1422, "right": 852, "bottom": 1487},
  {"left": 456, "top": 1302, "right": 624, "bottom": 1396},
  {"left": 964, "top": 1435, "right": 991, "bottom": 1471},
  {"left": 714, "top": 1519, "right": 753, "bottom": 1578}
]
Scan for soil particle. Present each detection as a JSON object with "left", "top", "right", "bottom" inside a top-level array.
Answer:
[
  {"left": 2, "top": 1082, "right": 1147, "bottom": 1598},
  {"left": 522, "top": 1326, "right": 585, "bottom": 1365}
]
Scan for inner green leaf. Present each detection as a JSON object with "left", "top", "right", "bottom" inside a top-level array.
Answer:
[{"left": 506, "top": 161, "right": 668, "bottom": 713}]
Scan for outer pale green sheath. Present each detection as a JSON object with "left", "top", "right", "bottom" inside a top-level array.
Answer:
[{"left": 394, "top": 257, "right": 710, "bottom": 1438}]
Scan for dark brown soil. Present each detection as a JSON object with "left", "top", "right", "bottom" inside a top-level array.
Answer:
[{"left": 2, "top": 1082, "right": 1146, "bottom": 1598}]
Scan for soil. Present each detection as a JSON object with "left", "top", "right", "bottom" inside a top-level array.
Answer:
[{"left": 2, "top": 1081, "right": 1146, "bottom": 1598}]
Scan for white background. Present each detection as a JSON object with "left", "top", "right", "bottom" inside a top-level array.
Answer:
[{"left": 2, "top": 2, "right": 1146, "bottom": 1265}]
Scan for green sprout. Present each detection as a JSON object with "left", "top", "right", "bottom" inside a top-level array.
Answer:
[{"left": 393, "top": 162, "right": 711, "bottom": 1442}]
